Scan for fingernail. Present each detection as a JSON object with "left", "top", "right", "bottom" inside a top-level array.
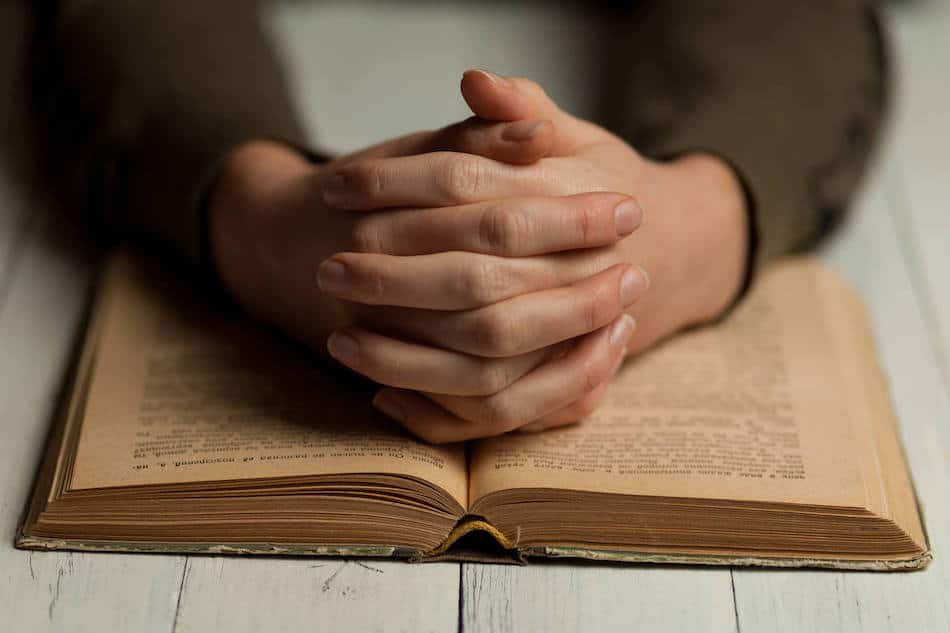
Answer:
[
  {"left": 321, "top": 173, "right": 346, "bottom": 206},
  {"left": 472, "top": 69, "right": 510, "bottom": 86},
  {"left": 327, "top": 330, "right": 360, "bottom": 368},
  {"left": 317, "top": 258, "right": 347, "bottom": 292},
  {"left": 620, "top": 267, "right": 648, "bottom": 306},
  {"left": 373, "top": 391, "right": 407, "bottom": 423},
  {"left": 609, "top": 313, "right": 636, "bottom": 349},
  {"left": 614, "top": 198, "right": 643, "bottom": 237},
  {"left": 501, "top": 120, "right": 545, "bottom": 142}
]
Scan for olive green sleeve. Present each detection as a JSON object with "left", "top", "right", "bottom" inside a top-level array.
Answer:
[
  {"left": 34, "top": 0, "right": 310, "bottom": 265},
  {"left": 603, "top": 0, "right": 889, "bottom": 287}
]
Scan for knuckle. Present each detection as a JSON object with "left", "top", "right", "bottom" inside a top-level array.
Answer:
[
  {"left": 350, "top": 218, "right": 383, "bottom": 253},
  {"left": 458, "top": 260, "right": 509, "bottom": 306},
  {"left": 472, "top": 309, "right": 520, "bottom": 357},
  {"left": 436, "top": 154, "right": 483, "bottom": 201},
  {"left": 348, "top": 162, "right": 386, "bottom": 196},
  {"left": 478, "top": 206, "right": 530, "bottom": 255},
  {"left": 569, "top": 203, "right": 595, "bottom": 246},
  {"left": 352, "top": 262, "right": 387, "bottom": 301},
  {"left": 476, "top": 361, "right": 514, "bottom": 395},
  {"left": 518, "top": 77, "right": 546, "bottom": 99}
]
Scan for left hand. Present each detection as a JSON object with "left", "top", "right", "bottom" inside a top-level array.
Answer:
[
  {"left": 209, "top": 111, "right": 555, "bottom": 348},
  {"left": 319, "top": 71, "right": 748, "bottom": 442}
]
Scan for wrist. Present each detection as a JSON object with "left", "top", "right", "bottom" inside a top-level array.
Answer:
[
  {"left": 659, "top": 153, "right": 749, "bottom": 323},
  {"left": 208, "top": 140, "right": 319, "bottom": 319}
]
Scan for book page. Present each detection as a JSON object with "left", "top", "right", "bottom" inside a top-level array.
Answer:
[
  {"left": 820, "top": 269, "right": 927, "bottom": 548},
  {"left": 470, "top": 260, "right": 870, "bottom": 509},
  {"left": 69, "top": 253, "right": 467, "bottom": 506}
]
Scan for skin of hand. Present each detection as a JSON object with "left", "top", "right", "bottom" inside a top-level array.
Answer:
[
  {"left": 314, "top": 70, "right": 749, "bottom": 442},
  {"left": 209, "top": 126, "right": 643, "bottom": 442},
  {"left": 210, "top": 70, "right": 747, "bottom": 443},
  {"left": 208, "top": 113, "right": 557, "bottom": 352}
]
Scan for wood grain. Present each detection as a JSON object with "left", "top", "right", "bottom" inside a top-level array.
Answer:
[
  {"left": 174, "top": 558, "right": 459, "bottom": 633},
  {"left": 462, "top": 563, "right": 737, "bottom": 633}
]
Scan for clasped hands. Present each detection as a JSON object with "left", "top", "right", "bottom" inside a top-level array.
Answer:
[{"left": 210, "top": 70, "right": 748, "bottom": 443}]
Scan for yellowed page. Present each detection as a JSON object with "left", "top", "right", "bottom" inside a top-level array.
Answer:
[
  {"left": 470, "top": 259, "right": 869, "bottom": 509},
  {"left": 69, "top": 252, "right": 467, "bottom": 506},
  {"left": 817, "top": 268, "right": 927, "bottom": 548}
]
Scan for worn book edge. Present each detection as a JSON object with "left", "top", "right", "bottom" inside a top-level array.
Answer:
[
  {"left": 523, "top": 546, "right": 933, "bottom": 570},
  {"left": 16, "top": 530, "right": 932, "bottom": 571},
  {"left": 411, "top": 516, "right": 933, "bottom": 569},
  {"left": 15, "top": 535, "right": 407, "bottom": 558}
]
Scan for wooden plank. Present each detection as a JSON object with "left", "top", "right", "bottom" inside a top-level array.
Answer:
[
  {"left": 462, "top": 563, "right": 736, "bottom": 633},
  {"left": 0, "top": 200, "right": 187, "bottom": 631},
  {"left": 174, "top": 558, "right": 460, "bottom": 633},
  {"left": 729, "top": 168, "right": 950, "bottom": 632}
]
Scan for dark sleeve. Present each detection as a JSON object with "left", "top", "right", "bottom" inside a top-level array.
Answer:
[
  {"left": 603, "top": 0, "right": 889, "bottom": 283},
  {"left": 33, "top": 0, "right": 310, "bottom": 265}
]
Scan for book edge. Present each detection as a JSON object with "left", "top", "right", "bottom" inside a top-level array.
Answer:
[
  {"left": 14, "top": 533, "right": 408, "bottom": 559},
  {"left": 817, "top": 261, "right": 934, "bottom": 556},
  {"left": 525, "top": 545, "right": 933, "bottom": 571},
  {"left": 15, "top": 531, "right": 931, "bottom": 571}
]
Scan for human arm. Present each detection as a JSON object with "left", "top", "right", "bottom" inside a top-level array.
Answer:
[
  {"left": 604, "top": 0, "right": 888, "bottom": 279},
  {"left": 33, "top": 0, "right": 308, "bottom": 263}
]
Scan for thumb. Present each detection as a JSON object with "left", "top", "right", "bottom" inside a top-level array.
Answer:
[
  {"left": 460, "top": 70, "right": 603, "bottom": 154},
  {"left": 460, "top": 69, "right": 564, "bottom": 123}
]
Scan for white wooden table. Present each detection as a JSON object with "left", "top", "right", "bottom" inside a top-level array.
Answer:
[{"left": 2, "top": 4, "right": 949, "bottom": 631}]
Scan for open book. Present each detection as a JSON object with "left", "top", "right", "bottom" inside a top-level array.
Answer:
[{"left": 17, "top": 251, "right": 931, "bottom": 569}]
